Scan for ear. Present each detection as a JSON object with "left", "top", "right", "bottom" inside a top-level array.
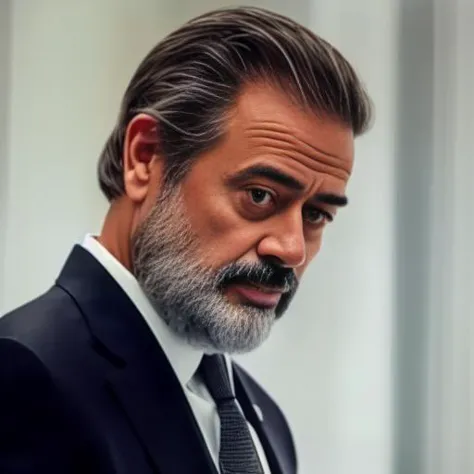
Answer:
[{"left": 123, "top": 113, "right": 162, "bottom": 203}]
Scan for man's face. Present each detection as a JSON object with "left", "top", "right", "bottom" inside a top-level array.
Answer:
[{"left": 132, "top": 82, "right": 354, "bottom": 354}]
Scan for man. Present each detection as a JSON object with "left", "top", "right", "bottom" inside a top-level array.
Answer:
[{"left": 0, "top": 6, "right": 372, "bottom": 474}]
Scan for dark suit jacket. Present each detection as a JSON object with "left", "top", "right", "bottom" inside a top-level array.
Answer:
[{"left": 0, "top": 246, "right": 297, "bottom": 474}]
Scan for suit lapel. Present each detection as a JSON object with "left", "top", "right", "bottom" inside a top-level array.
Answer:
[
  {"left": 57, "top": 246, "right": 218, "bottom": 474},
  {"left": 107, "top": 348, "right": 218, "bottom": 474}
]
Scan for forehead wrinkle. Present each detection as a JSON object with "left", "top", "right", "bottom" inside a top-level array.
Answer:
[
  {"left": 249, "top": 145, "right": 349, "bottom": 181},
  {"left": 244, "top": 126, "right": 352, "bottom": 178},
  {"left": 247, "top": 133, "right": 351, "bottom": 175},
  {"left": 244, "top": 120, "right": 351, "bottom": 161}
]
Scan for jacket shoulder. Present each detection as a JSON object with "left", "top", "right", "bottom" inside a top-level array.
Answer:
[{"left": 0, "top": 286, "right": 87, "bottom": 351}]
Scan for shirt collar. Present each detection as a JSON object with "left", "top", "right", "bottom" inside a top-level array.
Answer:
[{"left": 81, "top": 234, "right": 203, "bottom": 387}]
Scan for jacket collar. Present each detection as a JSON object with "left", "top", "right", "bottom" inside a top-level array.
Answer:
[{"left": 81, "top": 234, "right": 203, "bottom": 387}]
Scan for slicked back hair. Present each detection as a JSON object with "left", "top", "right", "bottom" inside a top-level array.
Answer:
[{"left": 98, "top": 6, "right": 373, "bottom": 201}]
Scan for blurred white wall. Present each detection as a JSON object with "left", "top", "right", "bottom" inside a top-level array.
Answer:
[
  {"left": 0, "top": 1, "right": 397, "bottom": 473},
  {"left": 426, "top": 1, "right": 474, "bottom": 472}
]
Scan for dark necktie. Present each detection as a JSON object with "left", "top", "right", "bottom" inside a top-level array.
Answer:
[{"left": 199, "top": 354, "right": 264, "bottom": 474}]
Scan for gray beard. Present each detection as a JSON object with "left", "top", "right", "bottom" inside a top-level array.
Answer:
[{"left": 131, "top": 187, "right": 275, "bottom": 354}]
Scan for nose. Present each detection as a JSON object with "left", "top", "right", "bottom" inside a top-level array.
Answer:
[{"left": 256, "top": 215, "right": 307, "bottom": 269}]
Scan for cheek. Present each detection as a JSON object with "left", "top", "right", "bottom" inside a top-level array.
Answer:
[{"left": 181, "top": 188, "right": 259, "bottom": 264}]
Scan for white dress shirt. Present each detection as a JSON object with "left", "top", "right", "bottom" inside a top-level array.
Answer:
[{"left": 81, "top": 235, "right": 271, "bottom": 473}]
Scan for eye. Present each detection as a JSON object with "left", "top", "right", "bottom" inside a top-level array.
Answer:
[
  {"left": 303, "top": 207, "right": 331, "bottom": 226},
  {"left": 247, "top": 188, "right": 274, "bottom": 206}
]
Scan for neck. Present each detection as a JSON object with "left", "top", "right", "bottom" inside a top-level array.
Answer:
[{"left": 98, "top": 197, "right": 136, "bottom": 271}]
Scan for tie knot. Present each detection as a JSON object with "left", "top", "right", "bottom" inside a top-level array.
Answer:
[{"left": 199, "top": 354, "right": 235, "bottom": 404}]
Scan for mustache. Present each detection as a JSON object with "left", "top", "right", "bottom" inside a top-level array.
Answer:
[{"left": 216, "top": 261, "right": 298, "bottom": 293}]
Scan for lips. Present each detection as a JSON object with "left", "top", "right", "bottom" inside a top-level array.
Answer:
[{"left": 231, "top": 283, "right": 283, "bottom": 309}]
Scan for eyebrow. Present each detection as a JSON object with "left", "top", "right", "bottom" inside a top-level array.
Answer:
[
  {"left": 225, "top": 164, "right": 348, "bottom": 207},
  {"left": 314, "top": 193, "right": 348, "bottom": 207},
  {"left": 226, "top": 165, "right": 305, "bottom": 191}
]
